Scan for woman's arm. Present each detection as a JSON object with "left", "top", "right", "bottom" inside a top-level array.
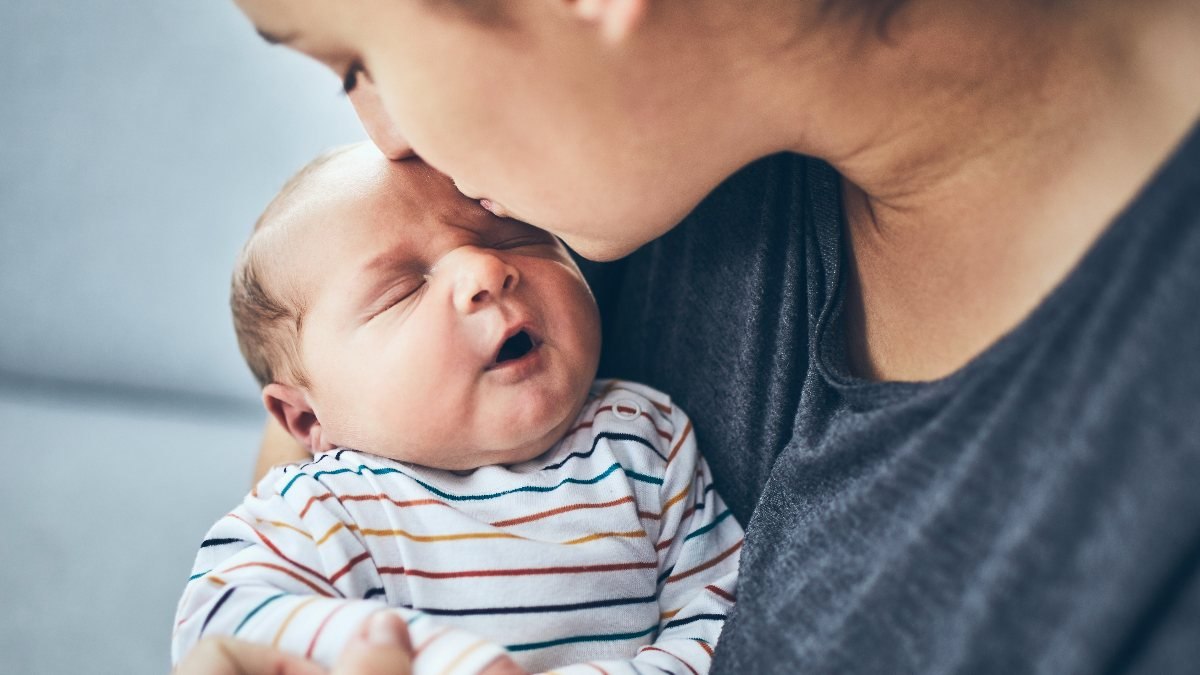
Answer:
[{"left": 253, "top": 416, "right": 311, "bottom": 482}]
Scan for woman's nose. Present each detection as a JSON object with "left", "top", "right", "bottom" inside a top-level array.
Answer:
[
  {"left": 346, "top": 77, "right": 413, "bottom": 160},
  {"left": 446, "top": 247, "right": 520, "bottom": 315}
]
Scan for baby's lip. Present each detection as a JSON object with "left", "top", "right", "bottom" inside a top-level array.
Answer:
[{"left": 485, "top": 321, "right": 542, "bottom": 370}]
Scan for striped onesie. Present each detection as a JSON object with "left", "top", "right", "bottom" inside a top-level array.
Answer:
[{"left": 173, "top": 380, "right": 743, "bottom": 674}]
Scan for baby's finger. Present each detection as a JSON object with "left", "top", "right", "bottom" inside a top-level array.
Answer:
[{"left": 332, "top": 612, "right": 414, "bottom": 675}]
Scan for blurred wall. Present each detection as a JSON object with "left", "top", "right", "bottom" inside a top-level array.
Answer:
[
  {"left": 0, "top": 0, "right": 366, "bottom": 405},
  {"left": 0, "top": 2, "right": 370, "bottom": 673}
]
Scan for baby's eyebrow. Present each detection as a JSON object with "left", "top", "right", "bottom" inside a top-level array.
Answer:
[
  {"left": 352, "top": 250, "right": 422, "bottom": 307},
  {"left": 364, "top": 248, "right": 415, "bottom": 276}
]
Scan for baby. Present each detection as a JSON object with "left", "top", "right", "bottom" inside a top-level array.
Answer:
[{"left": 172, "top": 143, "right": 742, "bottom": 675}]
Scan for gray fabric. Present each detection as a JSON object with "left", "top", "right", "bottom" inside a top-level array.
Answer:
[{"left": 585, "top": 120, "right": 1200, "bottom": 673}]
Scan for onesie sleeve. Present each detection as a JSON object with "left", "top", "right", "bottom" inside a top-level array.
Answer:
[
  {"left": 171, "top": 461, "right": 509, "bottom": 674},
  {"left": 549, "top": 401, "right": 744, "bottom": 675}
]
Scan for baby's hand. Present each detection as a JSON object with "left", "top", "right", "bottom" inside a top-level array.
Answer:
[
  {"left": 349, "top": 613, "right": 525, "bottom": 675},
  {"left": 338, "top": 613, "right": 415, "bottom": 675},
  {"left": 477, "top": 656, "right": 526, "bottom": 675},
  {"left": 171, "top": 614, "right": 413, "bottom": 675}
]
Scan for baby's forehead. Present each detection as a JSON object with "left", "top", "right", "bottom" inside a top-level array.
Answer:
[
  {"left": 319, "top": 146, "right": 460, "bottom": 202},
  {"left": 258, "top": 143, "right": 517, "bottom": 282},
  {"left": 272, "top": 151, "right": 462, "bottom": 233},
  {"left": 262, "top": 153, "right": 472, "bottom": 276}
]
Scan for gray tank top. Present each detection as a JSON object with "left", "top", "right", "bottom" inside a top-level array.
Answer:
[{"left": 585, "top": 119, "right": 1200, "bottom": 673}]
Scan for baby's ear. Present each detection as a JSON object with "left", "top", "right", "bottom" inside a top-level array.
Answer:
[{"left": 262, "top": 383, "right": 336, "bottom": 454}]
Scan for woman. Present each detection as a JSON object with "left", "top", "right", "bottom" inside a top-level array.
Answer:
[{"left": 180, "top": 0, "right": 1200, "bottom": 672}]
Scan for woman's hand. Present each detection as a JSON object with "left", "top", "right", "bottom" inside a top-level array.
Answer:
[
  {"left": 174, "top": 613, "right": 413, "bottom": 675},
  {"left": 173, "top": 613, "right": 527, "bottom": 675},
  {"left": 172, "top": 638, "right": 328, "bottom": 675}
]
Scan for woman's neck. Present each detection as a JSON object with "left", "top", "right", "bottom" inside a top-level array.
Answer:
[
  {"left": 757, "top": 0, "right": 1200, "bottom": 380},
  {"left": 824, "top": 1, "right": 1200, "bottom": 228}
]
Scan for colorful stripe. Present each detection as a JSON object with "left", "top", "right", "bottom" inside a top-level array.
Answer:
[
  {"left": 378, "top": 560, "right": 658, "bottom": 580},
  {"left": 668, "top": 540, "right": 743, "bottom": 584},
  {"left": 300, "top": 492, "right": 450, "bottom": 518},
  {"left": 683, "top": 509, "right": 734, "bottom": 542},
  {"left": 414, "top": 594, "right": 658, "bottom": 617},
  {"left": 507, "top": 624, "right": 658, "bottom": 652},
  {"left": 438, "top": 639, "right": 492, "bottom": 675},
  {"left": 329, "top": 552, "right": 373, "bottom": 585},
  {"left": 200, "top": 537, "right": 243, "bottom": 548},
  {"left": 305, "top": 603, "right": 351, "bottom": 658},
  {"left": 489, "top": 495, "right": 638, "bottom": 528},
  {"left": 224, "top": 561, "right": 335, "bottom": 597},
  {"left": 228, "top": 514, "right": 336, "bottom": 593},
  {"left": 641, "top": 646, "right": 700, "bottom": 675},
  {"left": 199, "top": 587, "right": 236, "bottom": 636},
  {"left": 705, "top": 584, "right": 736, "bottom": 602},
  {"left": 663, "top": 613, "right": 727, "bottom": 630},
  {"left": 561, "top": 530, "right": 646, "bottom": 545},
  {"left": 318, "top": 522, "right": 523, "bottom": 547},
  {"left": 665, "top": 421, "right": 693, "bottom": 465},
  {"left": 542, "top": 432, "right": 665, "bottom": 471},
  {"left": 272, "top": 597, "right": 319, "bottom": 647},
  {"left": 233, "top": 592, "right": 286, "bottom": 635},
  {"left": 281, "top": 461, "right": 661, "bottom": 499}
]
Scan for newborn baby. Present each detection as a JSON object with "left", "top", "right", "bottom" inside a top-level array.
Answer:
[{"left": 172, "top": 143, "right": 742, "bottom": 675}]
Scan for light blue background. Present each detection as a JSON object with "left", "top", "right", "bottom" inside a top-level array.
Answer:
[{"left": 0, "top": 2, "right": 367, "bottom": 672}]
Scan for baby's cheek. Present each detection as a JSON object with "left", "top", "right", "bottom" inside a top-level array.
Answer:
[{"left": 383, "top": 362, "right": 475, "bottom": 457}]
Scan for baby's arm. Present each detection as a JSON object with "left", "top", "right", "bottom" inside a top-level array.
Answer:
[
  {"left": 549, "top": 406, "right": 743, "bottom": 675},
  {"left": 172, "top": 461, "right": 508, "bottom": 674}
]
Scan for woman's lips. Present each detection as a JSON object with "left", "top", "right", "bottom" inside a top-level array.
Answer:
[
  {"left": 451, "top": 180, "right": 506, "bottom": 217},
  {"left": 479, "top": 199, "right": 509, "bottom": 218}
]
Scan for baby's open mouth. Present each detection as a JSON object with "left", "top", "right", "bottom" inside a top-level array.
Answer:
[{"left": 492, "top": 329, "right": 536, "bottom": 366}]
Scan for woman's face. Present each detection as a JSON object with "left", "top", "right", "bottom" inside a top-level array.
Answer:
[{"left": 233, "top": 0, "right": 708, "bottom": 261}]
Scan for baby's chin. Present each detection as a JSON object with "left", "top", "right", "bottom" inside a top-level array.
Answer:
[
  {"left": 359, "top": 421, "right": 562, "bottom": 470},
  {"left": 441, "top": 429, "right": 572, "bottom": 471},
  {"left": 437, "top": 404, "right": 589, "bottom": 471},
  {"left": 361, "top": 377, "right": 593, "bottom": 470}
]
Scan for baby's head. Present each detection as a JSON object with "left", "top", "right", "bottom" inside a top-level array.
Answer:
[{"left": 233, "top": 143, "right": 601, "bottom": 470}]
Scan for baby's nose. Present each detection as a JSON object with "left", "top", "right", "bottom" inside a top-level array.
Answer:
[{"left": 448, "top": 247, "right": 519, "bottom": 314}]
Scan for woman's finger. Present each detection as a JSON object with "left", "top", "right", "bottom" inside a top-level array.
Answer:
[{"left": 173, "top": 637, "right": 326, "bottom": 675}]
